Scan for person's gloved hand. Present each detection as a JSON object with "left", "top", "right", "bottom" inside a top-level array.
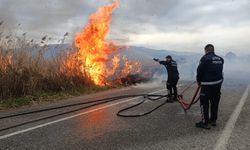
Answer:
[{"left": 153, "top": 58, "right": 159, "bottom": 62}]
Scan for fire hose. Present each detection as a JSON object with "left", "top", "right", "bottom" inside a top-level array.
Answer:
[
  {"left": 117, "top": 81, "right": 200, "bottom": 117},
  {"left": 116, "top": 94, "right": 168, "bottom": 117},
  {"left": 178, "top": 83, "right": 201, "bottom": 112},
  {"left": 0, "top": 82, "right": 200, "bottom": 132},
  {"left": 0, "top": 95, "right": 145, "bottom": 132}
]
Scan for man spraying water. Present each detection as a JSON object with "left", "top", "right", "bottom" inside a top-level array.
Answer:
[{"left": 153, "top": 55, "right": 179, "bottom": 102}]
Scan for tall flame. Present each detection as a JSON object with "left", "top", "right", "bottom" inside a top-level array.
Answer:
[{"left": 64, "top": 0, "right": 141, "bottom": 86}]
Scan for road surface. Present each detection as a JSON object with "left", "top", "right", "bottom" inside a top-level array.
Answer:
[{"left": 0, "top": 78, "right": 250, "bottom": 150}]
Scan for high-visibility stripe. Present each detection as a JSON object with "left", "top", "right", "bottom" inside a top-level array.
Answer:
[{"left": 201, "top": 79, "right": 223, "bottom": 85}]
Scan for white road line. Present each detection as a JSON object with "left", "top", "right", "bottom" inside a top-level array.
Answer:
[
  {"left": 214, "top": 84, "right": 250, "bottom": 150},
  {"left": 0, "top": 89, "right": 166, "bottom": 140}
]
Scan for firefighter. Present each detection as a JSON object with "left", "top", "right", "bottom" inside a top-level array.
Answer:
[
  {"left": 196, "top": 44, "right": 224, "bottom": 129},
  {"left": 153, "top": 55, "right": 179, "bottom": 102}
]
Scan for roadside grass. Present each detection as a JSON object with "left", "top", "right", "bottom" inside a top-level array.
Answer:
[{"left": 0, "top": 85, "right": 112, "bottom": 111}]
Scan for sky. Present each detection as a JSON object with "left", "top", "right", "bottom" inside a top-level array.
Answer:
[{"left": 1, "top": 0, "right": 250, "bottom": 54}]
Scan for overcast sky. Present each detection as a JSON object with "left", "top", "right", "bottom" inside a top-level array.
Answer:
[{"left": 1, "top": 0, "right": 250, "bottom": 54}]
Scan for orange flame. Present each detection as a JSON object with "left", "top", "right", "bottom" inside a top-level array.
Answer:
[{"left": 65, "top": 0, "right": 141, "bottom": 86}]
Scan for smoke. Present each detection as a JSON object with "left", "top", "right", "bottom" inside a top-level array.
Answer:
[
  {"left": 147, "top": 51, "right": 250, "bottom": 83},
  {"left": 149, "top": 53, "right": 201, "bottom": 82},
  {"left": 223, "top": 55, "right": 250, "bottom": 82},
  {"left": 131, "top": 73, "right": 166, "bottom": 89},
  {"left": 180, "top": 53, "right": 250, "bottom": 82}
]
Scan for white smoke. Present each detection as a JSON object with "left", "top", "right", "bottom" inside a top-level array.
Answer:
[{"left": 223, "top": 55, "right": 250, "bottom": 81}]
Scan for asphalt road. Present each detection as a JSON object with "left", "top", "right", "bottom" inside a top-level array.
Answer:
[{"left": 0, "top": 78, "right": 249, "bottom": 150}]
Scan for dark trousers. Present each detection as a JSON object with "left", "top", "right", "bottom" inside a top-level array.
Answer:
[
  {"left": 166, "top": 78, "right": 179, "bottom": 98},
  {"left": 200, "top": 84, "right": 222, "bottom": 124}
]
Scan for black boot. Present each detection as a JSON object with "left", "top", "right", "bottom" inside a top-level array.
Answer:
[
  {"left": 195, "top": 121, "right": 210, "bottom": 129},
  {"left": 172, "top": 96, "right": 178, "bottom": 102},
  {"left": 166, "top": 95, "right": 173, "bottom": 103}
]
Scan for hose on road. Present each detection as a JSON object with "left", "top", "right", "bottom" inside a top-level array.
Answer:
[{"left": 0, "top": 94, "right": 167, "bottom": 132}]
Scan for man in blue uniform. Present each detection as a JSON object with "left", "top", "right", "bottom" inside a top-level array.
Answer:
[
  {"left": 154, "top": 55, "right": 179, "bottom": 102},
  {"left": 196, "top": 44, "right": 224, "bottom": 129}
]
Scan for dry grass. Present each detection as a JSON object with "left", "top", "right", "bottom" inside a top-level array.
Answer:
[{"left": 0, "top": 28, "right": 91, "bottom": 103}]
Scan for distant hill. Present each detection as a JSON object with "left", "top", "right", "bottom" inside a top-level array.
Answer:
[
  {"left": 225, "top": 52, "right": 237, "bottom": 60},
  {"left": 120, "top": 46, "right": 201, "bottom": 60}
]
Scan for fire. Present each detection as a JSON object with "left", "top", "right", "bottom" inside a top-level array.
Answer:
[{"left": 64, "top": 0, "right": 141, "bottom": 86}]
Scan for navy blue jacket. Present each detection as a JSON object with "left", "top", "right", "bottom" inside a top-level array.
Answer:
[
  {"left": 159, "top": 60, "right": 179, "bottom": 80},
  {"left": 197, "top": 52, "right": 224, "bottom": 85}
]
